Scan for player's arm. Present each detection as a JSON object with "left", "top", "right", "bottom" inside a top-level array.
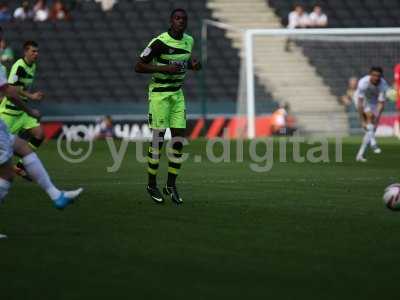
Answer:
[
  {"left": 0, "top": 84, "right": 41, "bottom": 119},
  {"left": 188, "top": 57, "right": 201, "bottom": 71},
  {"left": 134, "top": 39, "right": 181, "bottom": 74},
  {"left": 7, "top": 65, "right": 44, "bottom": 101},
  {"left": 19, "top": 89, "right": 44, "bottom": 101},
  {"left": 356, "top": 96, "right": 366, "bottom": 125},
  {"left": 375, "top": 92, "right": 386, "bottom": 127},
  {"left": 188, "top": 40, "right": 201, "bottom": 71},
  {"left": 374, "top": 82, "right": 389, "bottom": 127},
  {"left": 355, "top": 81, "right": 367, "bottom": 126}
]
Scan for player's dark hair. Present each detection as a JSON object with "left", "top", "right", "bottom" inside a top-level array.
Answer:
[
  {"left": 23, "top": 40, "right": 38, "bottom": 51},
  {"left": 370, "top": 66, "right": 383, "bottom": 74},
  {"left": 170, "top": 8, "right": 187, "bottom": 19}
]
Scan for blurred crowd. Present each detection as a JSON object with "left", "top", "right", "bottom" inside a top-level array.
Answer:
[
  {"left": 287, "top": 4, "right": 328, "bottom": 29},
  {"left": 0, "top": 0, "right": 71, "bottom": 22},
  {"left": 0, "top": 0, "right": 117, "bottom": 23}
]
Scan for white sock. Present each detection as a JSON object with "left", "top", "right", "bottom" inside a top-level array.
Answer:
[
  {"left": 370, "top": 130, "right": 378, "bottom": 148},
  {"left": 0, "top": 178, "right": 11, "bottom": 204},
  {"left": 357, "top": 131, "right": 370, "bottom": 158},
  {"left": 22, "top": 153, "right": 61, "bottom": 201}
]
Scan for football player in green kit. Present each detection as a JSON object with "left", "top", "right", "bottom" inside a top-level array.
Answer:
[
  {"left": 135, "top": 8, "right": 201, "bottom": 204},
  {"left": 0, "top": 41, "right": 44, "bottom": 180}
]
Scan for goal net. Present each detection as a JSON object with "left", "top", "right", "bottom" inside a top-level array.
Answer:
[{"left": 202, "top": 23, "right": 400, "bottom": 138}]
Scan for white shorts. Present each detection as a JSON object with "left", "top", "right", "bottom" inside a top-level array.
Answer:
[
  {"left": 0, "top": 119, "right": 15, "bottom": 165},
  {"left": 353, "top": 98, "right": 378, "bottom": 116},
  {"left": 363, "top": 104, "right": 378, "bottom": 116}
]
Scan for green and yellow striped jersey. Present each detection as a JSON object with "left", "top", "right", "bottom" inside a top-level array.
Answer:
[
  {"left": 140, "top": 31, "right": 194, "bottom": 93},
  {"left": 0, "top": 58, "right": 37, "bottom": 115}
]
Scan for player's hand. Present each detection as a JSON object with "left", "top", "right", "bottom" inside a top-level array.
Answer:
[
  {"left": 162, "top": 64, "right": 182, "bottom": 74},
  {"left": 28, "top": 109, "right": 41, "bottom": 120},
  {"left": 191, "top": 59, "right": 201, "bottom": 71},
  {"left": 31, "top": 91, "right": 44, "bottom": 101}
]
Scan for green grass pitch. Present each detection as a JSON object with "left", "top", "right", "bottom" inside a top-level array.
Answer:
[{"left": 1, "top": 137, "right": 399, "bottom": 299}]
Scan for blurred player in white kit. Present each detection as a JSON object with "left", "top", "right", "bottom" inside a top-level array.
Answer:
[{"left": 354, "top": 66, "right": 388, "bottom": 162}]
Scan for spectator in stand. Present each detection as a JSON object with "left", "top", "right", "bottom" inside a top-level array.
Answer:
[
  {"left": 341, "top": 77, "right": 358, "bottom": 107},
  {"left": 309, "top": 5, "right": 328, "bottom": 28},
  {"left": 95, "top": 0, "right": 118, "bottom": 12},
  {"left": 49, "top": 0, "right": 70, "bottom": 21},
  {"left": 0, "top": 39, "right": 15, "bottom": 71},
  {"left": 287, "top": 5, "right": 309, "bottom": 29},
  {"left": 286, "top": 5, "right": 309, "bottom": 51},
  {"left": 33, "top": 0, "right": 49, "bottom": 22},
  {"left": 0, "top": 4, "right": 12, "bottom": 22},
  {"left": 14, "top": 1, "right": 33, "bottom": 21}
]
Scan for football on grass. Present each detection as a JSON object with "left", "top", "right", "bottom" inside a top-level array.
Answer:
[{"left": 383, "top": 184, "right": 400, "bottom": 210}]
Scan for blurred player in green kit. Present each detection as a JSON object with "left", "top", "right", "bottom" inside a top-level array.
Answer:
[{"left": 0, "top": 40, "right": 44, "bottom": 180}]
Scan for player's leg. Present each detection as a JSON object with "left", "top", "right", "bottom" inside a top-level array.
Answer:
[
  {"left": 145, "top": 91, "right": 169, "bottom": 203},
  {"left": 13, "top": 137, "right": 83, "bottom": 209},
  {"left": 15, "top": 116, "right": 44, "bottom": 181},
  {"left": 356, "top": 111, "right": 374, "bottom": 161},
  {"left": 369, "top": 113, "right": 381, "bottom": 154},
  {"left": 0, "top": 119, "right": 17, "bottom": 239},
  {"left": 0, "top": 161, "right": 13, "bottom": 203},
  {"left": 0, "top": 160, "right": 15, "bottom": 239},
  {"left": 0, "top": 118, "right": 16, "bottom": 203},
  {"left": 163, "top": 127, "right": 184, "bottom": 204},
  {"left": 163, "top": 91, "right": 186, "bottom": 204},
  {"left": 146, "top": 129, "right": 166, "bottom": 203}
]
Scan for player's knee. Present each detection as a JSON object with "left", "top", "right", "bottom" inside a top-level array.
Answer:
[
  {"left": 29, "top": 135, "right": 44, "bottom": 149},
  {"left": 0, "top": 162, "right": 15, "bottom": 185},
  {"left": 13, "top": 137, "right": 33, "bottom": 157},
  {"left": 31, "top": 127, "right": 45, "bottom": 141},
  {"left": 171, "top": 140, "right": 183, "bottom": 152},
  {"left": 170, "top": 128, "right": 186, "bottom": 151},
  {"left": 151, "top": 129, "right": 166, "bottom": 148},
  {"left": 170, "top": 128, "right": 185, "bottom": 138},
  {"left": 366, "top": 123, "right": 374, "bottom": 131},
  {"left": 0, "top": 181, "right": 10, "bottom": 203}
]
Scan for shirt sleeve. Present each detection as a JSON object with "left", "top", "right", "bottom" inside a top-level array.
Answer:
[
  {"left": 139, "top": 39, "right": 165, "bottom": 63},
  {"left": 287, "top": 12, "right": 297, "bottom": 28},
  {"left": 0, "top": 66, "right": 8, "bottom": 89},
  {"left": 8, "top": 66, "right": 25, "bottom": 86},
  {"left": 356, "top": 79, "right": 367, "bottom": 99},
  {"left": 378, "top": 81, "right": 389, "bottom": 102}
]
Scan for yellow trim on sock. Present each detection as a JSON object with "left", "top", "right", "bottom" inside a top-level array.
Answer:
[
  {"left": 28, "top": 143, "right": 38, "bottom": 151},
  {"left": 148, "top": 146, "right": 160, "bottom": 155},
  {"left": 147, "top": 167, "right": 158, "bottom": 175},
  {"left": 147, "top": 157, "right": 160, "bottom": 164},
  {"left": 167, "top": 167, "right": 178, "bottom": 175},
  {"left": 166, "top": 148, "right": 181, "bottom": 155},
  {"left": 168, "top": 157, "right": 183, "bottom": 164}
]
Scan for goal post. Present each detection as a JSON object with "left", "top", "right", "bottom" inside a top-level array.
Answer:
[
  {"left": 246, "top": 27, "right": 400, "bottom": 138},
  {"left": 202, "top": 21, "right": 400, "bottom": 138}
]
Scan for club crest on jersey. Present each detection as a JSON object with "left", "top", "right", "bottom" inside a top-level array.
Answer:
[{"left": 140, "top": 47, "right": 151, "bottom": 58}]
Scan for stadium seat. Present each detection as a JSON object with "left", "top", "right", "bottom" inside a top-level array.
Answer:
[{"left": 2, "top": 0, "right": 279, "bottom": 113}]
